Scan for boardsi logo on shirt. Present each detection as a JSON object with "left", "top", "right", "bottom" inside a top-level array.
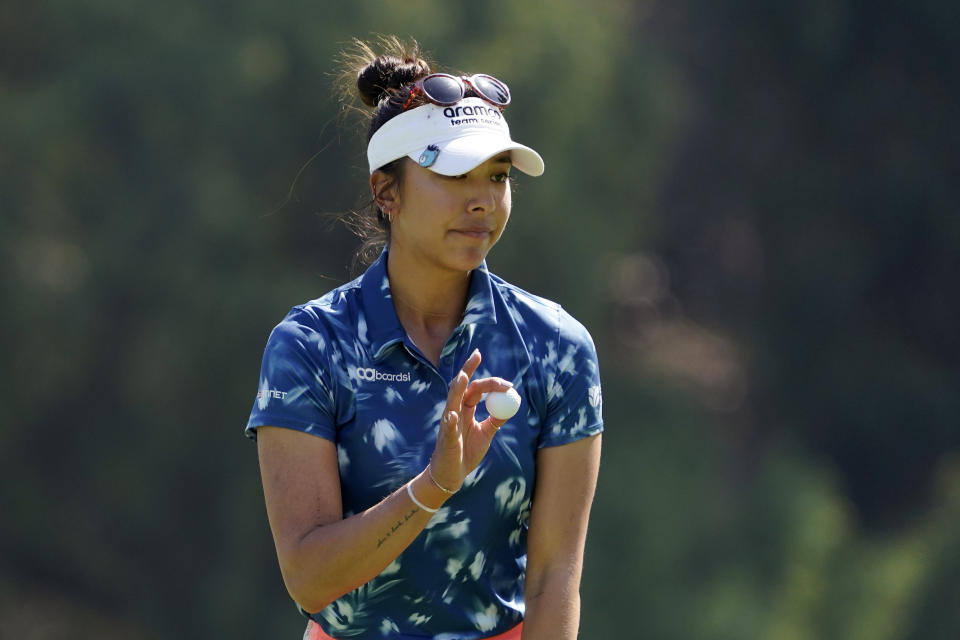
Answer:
[{"left": 353, "top": 367, "right": 413, "bottom": 383}]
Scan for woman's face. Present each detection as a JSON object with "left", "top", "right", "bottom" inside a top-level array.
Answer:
[{"left": 389, "top": 153, "right": 513, "bottom": 273}]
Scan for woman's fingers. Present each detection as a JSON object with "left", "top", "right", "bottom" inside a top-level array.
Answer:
[
  {"left": 432, "top": 352, "right": 512, "bottom": 488},
  {"left": 459, "top": 377, "right": 511, "bottom": 428},
  {"left": 447, "top": 349, "right": 483, "bottom": 411},
  {"left": 460, "top": 349, "right": 482, "bottom": 380},
  {"left": 433, "top": 409, "right": 459, "bottom": 460},
  {"left": 446, "top": 371, "right": 469, "bottom": 417},
  {"left": 461, "top": 377, "right": 514, "bottom": 409},
  {"left": 442, "top": 409, "right": 459, "bottom": 438},
  {"left": 430, "top": 409, "right": 463, "bottom": 492},
  {"left": 443, "top": 351, "right": 483, "bottom": 419}
]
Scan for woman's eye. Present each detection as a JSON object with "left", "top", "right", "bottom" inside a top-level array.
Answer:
[{"left": 492, "top": 173, "right": 511, "bottom": 183}]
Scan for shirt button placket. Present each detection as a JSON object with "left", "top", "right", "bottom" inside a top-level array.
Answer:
[
  {"left": 440, "top": 353, "right": 454, "bottom": 380},
  {"left": 440, "top": 328, "right": 465, "bottom": 379}
]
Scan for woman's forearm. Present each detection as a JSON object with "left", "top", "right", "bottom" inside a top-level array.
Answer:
[
  {"left": 520, "top": 436, "right": 602, "bottom": 639},
  {"left": 280, "top": 470, "right": 448, "bottom": 612},
  {"left": 522, "top": 577, "right": 581, "bottom": 640}
]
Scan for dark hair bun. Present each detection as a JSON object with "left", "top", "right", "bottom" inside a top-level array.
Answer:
[{"left": 357, "top": 55, "right": 431, "bottom": 107}]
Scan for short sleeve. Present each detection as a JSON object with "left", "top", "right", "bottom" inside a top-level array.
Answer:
[
  {"left": 538, "top": 310, "right": 604, "bottom": 448},
  {"left": 245, "top": 308, "right": 337, "bottom": 442}
]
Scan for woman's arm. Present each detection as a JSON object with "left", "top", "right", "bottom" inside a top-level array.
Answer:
[
  {"left": 258, "top": 427, "right": 444, "bottom": 613},
  {"left": 522, "top": 434, "right": 602, "bottom": 640},
  {"left": 257, "top": 350, "right": 511, "bottom": 613}
]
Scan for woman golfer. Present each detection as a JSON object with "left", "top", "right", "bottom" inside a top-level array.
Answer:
[{"left": 247, "top": 38, "right": 603, "bottom": 640}]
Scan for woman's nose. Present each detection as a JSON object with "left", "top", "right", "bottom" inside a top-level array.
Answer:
[{"left": 466, "top": 181, "right": 496, "bottom": 214}]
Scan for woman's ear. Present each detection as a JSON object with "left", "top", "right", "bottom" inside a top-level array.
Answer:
[{"left": 370, "top": 170, "right": 399, "bottom": 213}]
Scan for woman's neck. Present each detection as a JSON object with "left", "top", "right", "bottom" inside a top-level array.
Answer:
[{"left": 386, "top": 248, "right": 471, "bottom": 340}]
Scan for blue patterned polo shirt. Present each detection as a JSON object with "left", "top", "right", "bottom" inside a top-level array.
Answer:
[{"left": 246, "top": 249, "right": 603, "bottom": 640}]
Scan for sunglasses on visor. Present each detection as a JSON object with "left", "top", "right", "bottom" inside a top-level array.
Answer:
[{"left": 403, "top": 73, "right": 511, "bottom": 111}]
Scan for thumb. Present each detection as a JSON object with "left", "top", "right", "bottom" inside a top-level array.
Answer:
[{"left": 479, "top": 416, "right": 506, "bottom": 439}]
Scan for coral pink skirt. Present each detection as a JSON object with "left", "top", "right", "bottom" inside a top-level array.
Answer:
[{"left": 305, "top": 620, "right": 523, "bottom": 640}]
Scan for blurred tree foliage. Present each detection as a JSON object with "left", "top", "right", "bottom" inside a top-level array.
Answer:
[{"left": 1, "top": 1, "right": 957, "bottom": 639}]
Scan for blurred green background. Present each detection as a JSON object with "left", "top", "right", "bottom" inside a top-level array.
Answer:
[{"left": 2, "top": 1, "right": 958, "bottom": 638}]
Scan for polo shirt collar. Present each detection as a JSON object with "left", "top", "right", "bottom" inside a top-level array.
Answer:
[{"left": 360, "top": 249, "right": 499, "bottom": 360}]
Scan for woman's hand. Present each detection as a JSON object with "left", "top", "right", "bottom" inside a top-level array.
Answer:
[{"left": 429, "top": 349, "right": 512, "bottom": 493}]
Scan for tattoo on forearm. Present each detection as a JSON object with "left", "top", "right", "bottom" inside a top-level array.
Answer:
[{"left": 376, "top": 508, "right": 419, "bottom": 548}]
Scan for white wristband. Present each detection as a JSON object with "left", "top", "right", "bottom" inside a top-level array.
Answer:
[{"left": 406, "top": 481, "right": 438, "bottom": 513}]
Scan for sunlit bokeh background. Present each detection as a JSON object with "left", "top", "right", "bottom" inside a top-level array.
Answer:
[{"left": 3, "top": 1, "right": 958, "bottom": 638}]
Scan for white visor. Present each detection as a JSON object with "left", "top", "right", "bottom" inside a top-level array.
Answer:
[{"left": 367, "top": 97, "right": 544, "bottom": 177}]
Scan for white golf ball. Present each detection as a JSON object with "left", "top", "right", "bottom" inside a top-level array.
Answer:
[{"left": 485, "top": 388, "right": 522, "bottom": 420}]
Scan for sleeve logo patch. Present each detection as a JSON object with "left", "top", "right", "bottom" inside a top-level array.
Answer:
[{"left": 588, "top": 385, "right": 602, "bottom": 409}]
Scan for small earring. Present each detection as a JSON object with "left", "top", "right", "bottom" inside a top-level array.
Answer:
[{"left": 384, "top": 208, "right": 393, "bottom": 223}]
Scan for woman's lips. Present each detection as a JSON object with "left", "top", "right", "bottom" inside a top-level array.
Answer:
[{"left": 451, "top": 228, "right": 492, "bottom": 239}]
